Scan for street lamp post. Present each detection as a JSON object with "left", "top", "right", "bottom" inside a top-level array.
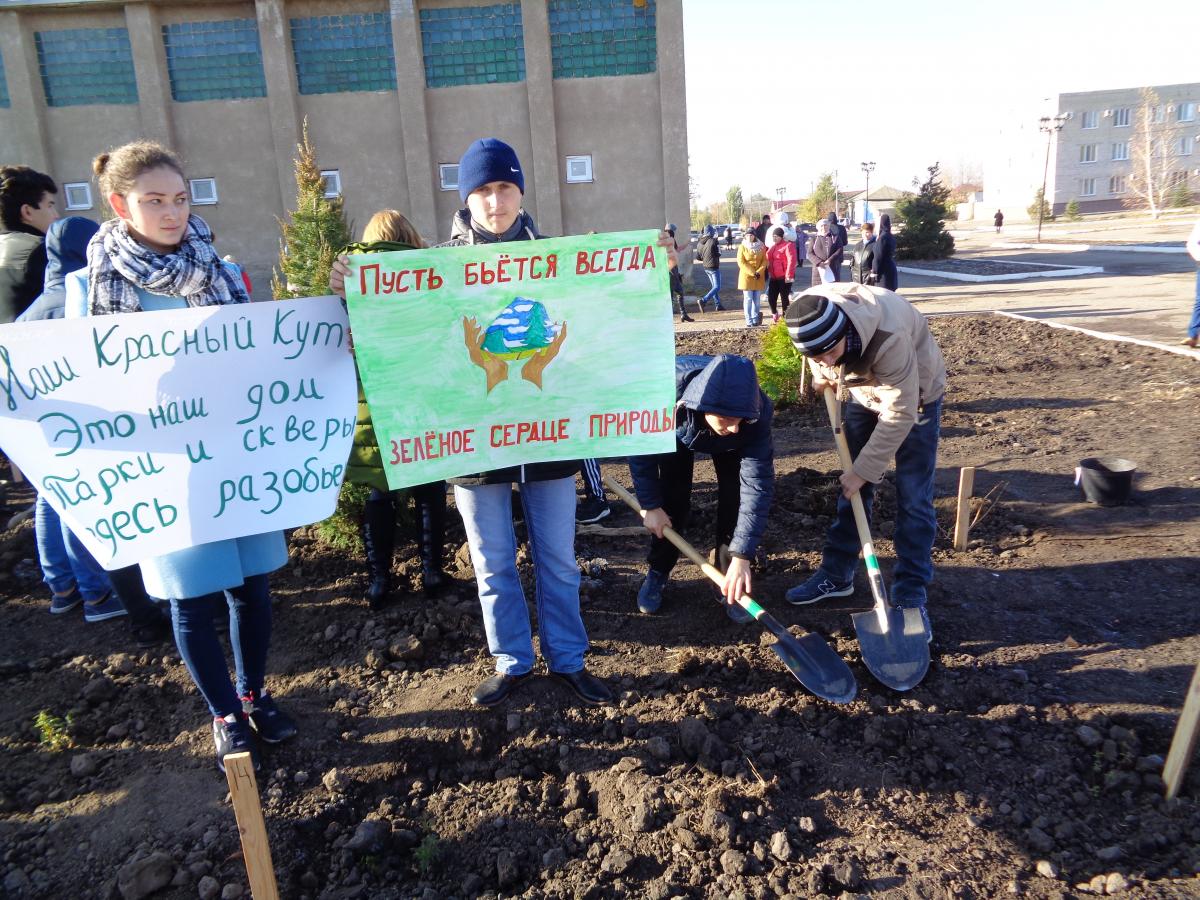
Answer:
[
  {"left": 1037, "top": 114, "right": 1067, "bottom": 242},
  {"left": 860, "top": 161, "right": 876, "bottom": 224}
]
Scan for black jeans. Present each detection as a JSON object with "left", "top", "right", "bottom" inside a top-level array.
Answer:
[
  {"left": 767, "top": 278, "right": 792, "bottom": 317},
  {"left": 646, "top": 446, "right": 741, "bottom": 576}
]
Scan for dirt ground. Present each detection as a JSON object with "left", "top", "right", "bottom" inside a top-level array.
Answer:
[{"left": 1, "top": 313, "right": 1199, "bottom": 900}]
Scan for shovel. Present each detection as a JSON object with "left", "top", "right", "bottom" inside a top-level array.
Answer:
[
  {"left": 604, "top": 476, "right": 856, "bottom": 704},
  {"left": 821, "top": 388, "right": 930, "bottom": 691}
]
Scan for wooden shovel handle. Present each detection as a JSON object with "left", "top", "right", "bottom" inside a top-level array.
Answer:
[{"left": 821, "top": 388, "right": 876, "bottom": 552}]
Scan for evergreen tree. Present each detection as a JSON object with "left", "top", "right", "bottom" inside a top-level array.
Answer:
[
  {"left": 1065, "top": 199, "right": 1081, "bottom": 221},
  {"left": 1027, "top": 188, "right": 1052, "bottom": 222},
  {"left": 895, "top": 163, "right": 955, "bottom": 260},
  {"left": 1167, "top": 181, "right": 1193, "bottom": 209},
  {"left": 272, "top": 119, "right": 352, "bottom": 300}
]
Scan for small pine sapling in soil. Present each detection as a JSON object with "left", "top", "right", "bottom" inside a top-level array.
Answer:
[{"left": 758, "top": 321, "right": 812, "bottom": 409}]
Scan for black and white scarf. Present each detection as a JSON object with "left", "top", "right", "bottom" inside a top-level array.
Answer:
[{"left": 87, "top": 214, "right": 249, "bottom": 316}]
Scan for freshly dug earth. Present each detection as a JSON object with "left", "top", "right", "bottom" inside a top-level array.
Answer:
[{"left": 1, "top": 314, "right": 1199, "bottom": 900}]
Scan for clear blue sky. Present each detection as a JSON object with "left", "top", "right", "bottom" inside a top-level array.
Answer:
[{"left": 682, "top": 0, "right": 1198, "bottom": 207}]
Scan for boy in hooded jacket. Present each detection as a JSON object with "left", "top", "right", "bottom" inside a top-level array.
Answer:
[{"left": 628, "top": 355, "right": 774, "bottom": 622}]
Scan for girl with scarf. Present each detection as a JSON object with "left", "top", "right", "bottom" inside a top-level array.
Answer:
[
  {"left": 68, "top": 141, "right": 296, "bottom": 773},
  {"left": 807, "top": 219, "right": 836, "bottom": 286},
  {"left": 736, "top": 229, "right": 767, "bottom": 327}
]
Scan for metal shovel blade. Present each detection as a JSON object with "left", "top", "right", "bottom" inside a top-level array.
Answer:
[
  {"left": 768, "top": 629, "right": 858, "bottom": 704},
  {"left": 851, "top": 605, "right": 930, "bottom": 691}
]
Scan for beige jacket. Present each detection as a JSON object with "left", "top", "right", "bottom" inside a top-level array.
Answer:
[{"left": 805, "top": 283, "right": 946, "bottom": 484}]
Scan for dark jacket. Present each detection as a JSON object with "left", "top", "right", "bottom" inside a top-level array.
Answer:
[
  {"left": 752, "top": 221, "right": 771, "bottom": 244},
  {"left": 872, "top": 214, "right": 898, "bottom": 291},
  {"left": 0, "top": 227, "right": 46, "bottom": 323},
  {"left": 17, "top": 216, "right": 100, "bottom": 322},
  {"left": 850, "top": 236, "right": 876, "bottom": 284},
  {"left": 826, "top": 213, "right": 847, "bottom": 279},
  {"left": 439, "top": 208, "right": 579, "bottom": 486},
  {"left": 695, "top": 234, "right": 721, "bottom": 270},
  {"left": 628, "top": 354, "right": 774, "bottom": 559}
]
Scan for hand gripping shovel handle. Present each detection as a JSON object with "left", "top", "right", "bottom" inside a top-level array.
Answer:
[
  {"left": 603, "top": 477, "right": 759, "bottom": 612},
  {"left": 821, "top": 388, "right": 890, "bottom": 632},
  {"left": 603, "top": 475, "right": 857, "bottom": 704}
]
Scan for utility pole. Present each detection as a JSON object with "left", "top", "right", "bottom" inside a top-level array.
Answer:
[
  {"left": 860, "top": 161, "right": 875, "bottom": 224},
  {"left": 1037, "top": 114, "right": 1067, "bottom": 241}
]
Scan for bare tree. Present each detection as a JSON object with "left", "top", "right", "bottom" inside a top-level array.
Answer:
[{"left": 1125, "top": 87, "right": 1182, "bottom": 219}]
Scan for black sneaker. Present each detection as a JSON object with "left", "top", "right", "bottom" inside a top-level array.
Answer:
[
  {"left": 131, "top": 615, "right": 172, "bottom": 649},
  {"left": 576, "top": 497, "right": 611, "bottom": 524},
  {"left": 213, "top": 713, "right": 260, "bottom": 773},
  {"left": 241, "top": 691, "right": 298, "bottom": 744}
]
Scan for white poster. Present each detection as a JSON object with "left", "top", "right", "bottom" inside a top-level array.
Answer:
[{"left": 0, "top": 296, "right": 357, "bottom": 569}]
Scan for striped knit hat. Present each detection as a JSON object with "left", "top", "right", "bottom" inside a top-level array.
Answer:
[{"left": 784, "top": 294, "right": 849, "bottom": 355}]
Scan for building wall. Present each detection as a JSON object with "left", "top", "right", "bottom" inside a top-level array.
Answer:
[{"left": 0, "top": 0, "right": 688, "bottom": 294}]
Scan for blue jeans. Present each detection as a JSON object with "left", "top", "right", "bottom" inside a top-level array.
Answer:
[
  {"left": 702, "top": 268, "right": 722, "bottom": 307},
  {"left": 453, "top": 477, "right": 588, "bottom": 675},
  {"left": 820, "top": 396, "right": 942, "bottom": 606},
  {"left": 742, "top": 290, "right": 761, "bottom": 325},
  {"left": 170, "top": 574, "right": 272, "bottom": 718},
  {"left": 1188, "top": 268, "right": 1200, "bottom": 340},
  {"left": 35, "top": 495, "right": 111, "bottom": 601}
]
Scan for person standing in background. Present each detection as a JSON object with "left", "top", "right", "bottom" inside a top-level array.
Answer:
[
  {"left": 872, "top": 213, "right": 899, "bottom": 291},
  {"left": 736, "top": 228, "right": 767, "bottom": 327},
  {"left": 694, "top": 224, "right": 725, "bottom": 312},
  {"left": 994, "top": 209, "right": 1004, "bottom": 233},
  {"left": 0, "top": 165, "right": 58, "bottom": 323},
  {"left": 850, "top": 222, "right": 877, "bottom": 285},
  {"left": 765, "top": 226, "right": 796, "bottom": 323},
  {"left": 1183, "top": 218, "right": 1200, "bottom": 348},
  {"left": 826, "top": 211, "right": 848, "bottom": 283}
]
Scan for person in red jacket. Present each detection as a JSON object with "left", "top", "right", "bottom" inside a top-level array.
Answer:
[{"left": 765, "top": 226, "right": 796, "bottom": 323}]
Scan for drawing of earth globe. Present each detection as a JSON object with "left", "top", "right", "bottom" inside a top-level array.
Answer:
[{"left": 481, "top": 298, "right": 561, "bottom": 360}]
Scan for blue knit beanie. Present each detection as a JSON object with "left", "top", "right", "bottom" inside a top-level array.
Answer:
[{"left": 457, "top": 138, "right": 524, "bottom": 202}]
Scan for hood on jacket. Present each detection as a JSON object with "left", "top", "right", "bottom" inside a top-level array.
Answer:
[
  {"left": 879, "top": 214, "right": 892, "bottom": 236},
  {"left": 449, "top": 207, "right": 541, "bottom": 244},
  {"left": 678, "top": 354, "right": 763, "bottom": 421},
  {"left": 43, "top": 216, "right": 100, "bottom": 295},
  {"left": 827, "top": 211, "right": 839, "bottom": 226}
]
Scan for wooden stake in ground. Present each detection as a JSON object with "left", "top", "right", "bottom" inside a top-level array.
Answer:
[
  {"left": 224, "top": 752, "right": 280, "bottom": 899},
  {"left": 1164, "top": 662, "right": 1200, "bottom": 800},
  {"left": 953, "top": 466, "right": 976, "bottom": 551}
]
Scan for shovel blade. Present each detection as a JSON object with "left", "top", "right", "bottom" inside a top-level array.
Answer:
[
  {"left": 852, "top": 606, "right": 930, "bottom": 691},
  {"left": 770, "top": 632, "right": 858, "bottom": 704}
]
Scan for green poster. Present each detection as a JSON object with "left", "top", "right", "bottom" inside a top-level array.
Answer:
[{"left": 345, "top": 229, "right": 677, "bottom": 489}]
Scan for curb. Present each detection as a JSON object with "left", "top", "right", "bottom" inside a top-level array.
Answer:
[
  {"left": 992, "top": 242, "right": 1186, "bottom": 254},
  {"left": 897, "top": 263, "right": 1103, "bottom": 283},
  {"left": 993, "top": 311, "right": 1200, "bottom": 359}
]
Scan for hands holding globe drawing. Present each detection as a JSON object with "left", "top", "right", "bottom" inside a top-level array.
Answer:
[{"left": 463, "top": 315, "right": 568, "bottom": 393}]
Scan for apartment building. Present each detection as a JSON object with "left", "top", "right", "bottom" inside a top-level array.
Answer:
[
  {"left": 985, "top": 82, "right": 1199, "bottom": 220},
  {"left": 0, "top": 0, "right": 689, "bottom": 293}
]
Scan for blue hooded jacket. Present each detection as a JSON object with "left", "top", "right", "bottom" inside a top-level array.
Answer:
[
  {"left": 17, "top": 216, "right": 99, "bottom": 322},
  {"left": 629, "top": 354, "right": 774, "bottom": 558}
]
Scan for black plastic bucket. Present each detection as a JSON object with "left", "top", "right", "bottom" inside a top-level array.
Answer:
[{"left": 1075, "top": 457, "right": 1136, "bottom": 506}]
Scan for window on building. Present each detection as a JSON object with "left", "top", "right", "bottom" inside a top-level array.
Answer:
[
  {"left": 1108, "top": 175, "right": 1126, "bottom": 195},
  {"left": 63, "top": 182, "right": 93, "bottom": 210},
  {"left": 1079, "top": 144, "right": 1098, "bottom": 163},
  {"left": 1111, "top": 141, "right": 1129, "bottom": 161},
  {"left": 1080, "top": 178, "right": 1096, "bottom": 197},
  {"left": 1168, "top": 171, "right": 1189, "bottom": 188},
  {"left": 0, "top": 48, "right": 9, "bottom": 108},
  {"left": 1179, "top": 136, "right": 1195, "bottom": 156},
  {"left": 1081, "top": 110, "right": 1098, "bottom": 129},
  {"left": 1178, "top": 101, "right": 1196, "bottom": 122},
  {"left": 162, "top": 19, "right": 266, "bottom": 102},
  {"left": 438, "top": 164, "right": 459, "bottom": 192},
  {"left": 1152, "top": 105, "right": 1165, "bottom": 123},
  {"left": 1112, "top": 107, "right": 1130, "bottom": 127},
  {"left": 320, "top": 170, "right": 341, "bottom": 198},
  {"left": 565, "top": 155, "right": 593, "bottom": 183},
  {"left": 35, "top": 28, "right": 138, "bottom": 107},
  {"left": 189, "top": 178, "right": 218, "bottom": 205},
  {"left": 420, "top": 5, "right": 526, "bottom": 88},
  {"left": 290, "top": 13, "right": 396, "bottom": 95},
  {"left": 549, "top": 0, "right": 657, "bottom": 79}
]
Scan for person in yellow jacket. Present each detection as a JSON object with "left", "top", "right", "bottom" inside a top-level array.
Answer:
[{"left": 736, "top": 231, "right": 767, "bottom": 327}]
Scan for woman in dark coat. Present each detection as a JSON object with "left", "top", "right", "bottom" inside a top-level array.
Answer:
[
  {"left": 872, "top": 213, "right": 898, "bottom": 291},
  {"left": 806, "top": 219, "right": 835, "bottom": 286}
]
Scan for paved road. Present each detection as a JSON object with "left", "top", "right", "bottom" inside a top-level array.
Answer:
[{"left": 684, "top": 218, "right": 1198, "bottom": 354}]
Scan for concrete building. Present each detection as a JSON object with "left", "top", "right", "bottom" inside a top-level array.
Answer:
[
  {"left": 985, "top": 82, "right": 1200, "bottom": 221},
  {"left": 0, "top": 0, "right": 689, "bottom": 294}
]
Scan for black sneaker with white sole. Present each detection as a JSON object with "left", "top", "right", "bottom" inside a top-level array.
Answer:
[
  {"left": 241, "top": 691, "right": 298, "bottom": 744},
  {"left": 576, "top": 497, "right": 611, "bottom": 524},
  {"left": 213, "top": 713, "right": 260, "bottom": 773}
]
